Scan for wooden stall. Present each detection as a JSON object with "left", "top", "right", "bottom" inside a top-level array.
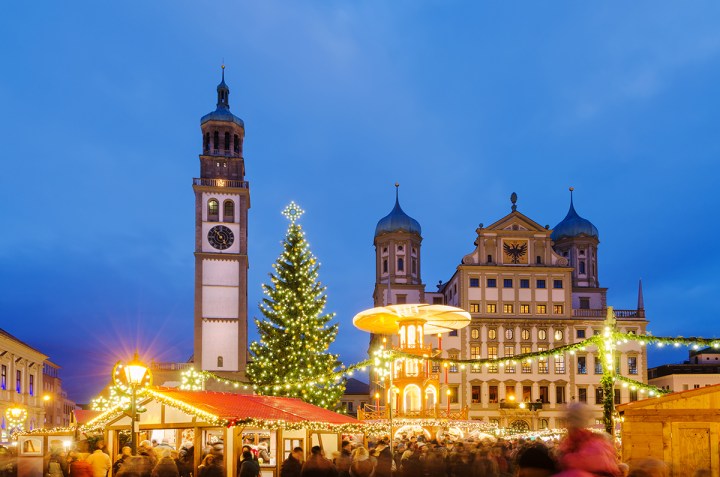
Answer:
[
  {"left": 618, "top": 383, "right": 720, "bottom": 477},
  {"left": 92, "top": 388, "right": 363, "bottom": 477}
]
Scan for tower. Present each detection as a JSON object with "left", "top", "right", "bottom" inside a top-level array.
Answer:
[
  {"left": 551, "top": 188, "right": 600, "bottom": 289},
  {"left": 193, "top": 66, "right": 249, "bottom": 376},
  {"left": 373, "top": 184, "right": 424, "bottom": 308}
]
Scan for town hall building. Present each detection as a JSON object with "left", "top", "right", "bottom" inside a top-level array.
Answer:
[{"left": 370, "top": 188, "right": 648, "bottom": 430}]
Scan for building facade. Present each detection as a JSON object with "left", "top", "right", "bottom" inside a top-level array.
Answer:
[
  {"left": 370, "top": 189, "right": 648, "bottom": 431},
  {"left": 193, "top": 67, "right": 250, "bottom": 378},
  {"left": 0, "top": 329, "right": 47, "bottom": 439}
]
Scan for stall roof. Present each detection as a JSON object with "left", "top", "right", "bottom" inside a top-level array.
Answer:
[
  {"left": 153, "top": 388, "right": 359, "bottom": 425},
  {"left": 74, "top": 409, "right": 103, "bottom": 425}
]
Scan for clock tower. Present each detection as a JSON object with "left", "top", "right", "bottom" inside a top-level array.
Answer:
[{"left": 193, "top": 66, "right": 249, "bottom": 377}]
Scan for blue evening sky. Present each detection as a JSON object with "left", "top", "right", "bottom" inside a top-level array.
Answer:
[{"left": 2, "top": 2, "right": 720, "bottom": 403}]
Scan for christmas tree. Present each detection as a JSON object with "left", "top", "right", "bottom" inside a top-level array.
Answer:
[{"left": 247, "top": 202, "right": 345, "bottom": 409}]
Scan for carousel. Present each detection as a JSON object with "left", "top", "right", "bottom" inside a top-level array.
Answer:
[{"left": 353, "top": 303, "right": 495, "bottom": 441}]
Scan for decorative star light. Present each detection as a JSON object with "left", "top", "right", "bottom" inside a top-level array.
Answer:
[{"left": 282, "top": 201, "right": 305, "bottom": 224}]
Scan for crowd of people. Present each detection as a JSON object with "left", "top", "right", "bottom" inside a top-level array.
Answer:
[{"left": 0, "top": 403, "right": 712, "bottom": 477}]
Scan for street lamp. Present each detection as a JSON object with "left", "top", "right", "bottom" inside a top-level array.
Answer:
[
  {"left": 446, "top": 389, "right": 452, "bottom": 414},
  {"left": 5, "top": 405, "right": 27, "bottom": 432},
  {"left": 121, "top": 352, "right": 148, "bottom": 454}
]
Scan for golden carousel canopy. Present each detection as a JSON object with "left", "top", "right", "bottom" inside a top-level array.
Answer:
[{"left": 352, "top": 304, "right": 471, "bottom": 335}]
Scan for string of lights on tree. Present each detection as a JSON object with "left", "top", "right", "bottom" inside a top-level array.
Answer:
[{"left": 245, "top": 202, "right": 345, "bottom": 409}]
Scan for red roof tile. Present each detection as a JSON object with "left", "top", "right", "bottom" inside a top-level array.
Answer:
[{"left": 154, "top": 388, "right": 359, "bottom": 425}]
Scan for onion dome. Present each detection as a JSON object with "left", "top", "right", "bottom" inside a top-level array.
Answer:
[
  {"left": 374, "top": 183, "right": 421, "bottom": 238},
  {"left": 551, "top": 188, "right": 599, "bottom": 241},
  {"left": 200, "top": 65, "right": 244, "bottom": 127}
]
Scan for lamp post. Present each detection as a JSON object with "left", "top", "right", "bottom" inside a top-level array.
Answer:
[
  {"left": 123, "top": 352, "right": 148, "bottom": 455},
  {"left": 446, "top": 389, "right": 452, "bottom": 415}
]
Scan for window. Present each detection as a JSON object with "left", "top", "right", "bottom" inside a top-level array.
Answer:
[
  {"left": 224, "top": 132, "right": 230, "bottom": 150},
  {"left": 615, "top": 388, "right": 621, "bottom": 405},
  {"left": 554, "top": 304, "right": 564, "bottom": 314},
  {"left": 628, "top": 357, "right": 638, "bottom": 375},
  {"left": 208, "top": 199, "right": 219, "bottom": 219},
  {"left": 204, "top": 132, "right": 210, "bottom": 151},
  {"left": 398, "top": 245, "right": 404, "bottom": 251},
  {"left": 629, "top": 389, "right": 638, "bottom": 402},
  {"left": 579, "top": 297, "right": 590, "bottom": 309},
  {"left": 469, "top": 303, "right": 480, "bottom": 313},
  {"left": 488, "top": 328, "right": 497, "bottom": 340},
  {"left": 383, "top": 260, "right": 388, "bottom": 273},
  {"left": 537, "top": 256, "right": 543, "bottom": 264},
  {"left": 556, "top": 386, "right": 566, "bottom": 404},
  {"left": 217, "top": 356, "right": 224, "bottom": 368},
  {"left": 449, "top": 353, "right": 458, "bottom": 373},
  {"left": 505, "top": 345, "right": 515, "bottom": 373},
  {"left": 504, "top": 278, "right": 513, "bottom": 288},
  {"left": 487, "top": 278, "right": 497, "bottom": 288},
  {"left": 538, "top": 329, "right": 547, "bottom": 340},
  {"left": 554, "top": 330, "right": 564, "bottom": 341},
  {"left": 449, "top": 329, "right": 458, "bottom": 336},
  {"left": 449, "top": 385, "right": 459, "bottom": 403},
  {"left": 576, "top": 329, "right": 586, "bottom": 339},
  {"left": 523, "top": 385, "right": 532, "bottom": 401},
  {"left": 486, "top": 303, "right": 497, "bottom": 313},
  {"left": 537, "top": 304, "right": 547, "bottom": 314},
  {"left": 521, "top": 329, "right": 530, "bottom": 340},
  {"left": 520, "top": 279, "right": 530, "bottom": 289},
  {"left": 487, "top": 255, "right": 493, "bottom": 263},
  {"left": 471, "top": 328, "right": 480, "bottom": 339},
  {"left": 1, "top": 365, "right": 6, "bottom": 390},
  {"left": 615, "top": 356, "right": 621, "bottom": 374},
  {"left": 521, "top": 346, "right": 532, "bottom": 373},
  {"left": 503, "top": 304, "right": 514, "bottom": 314},
  {"left": 553, "top": 280, "right": 563, "bottom": 289},
  {"left": 29, "top": 375, "right": 34, "bottom": 396},
  {"left": 577, "top": 356, "right": 587, "bottom": 374},
  {"left": 347, "top": 401, "right": 354, "bottom": 412},
  {"left": 595, "top": 387, "right": 604, "bottom": 404},
  {"left": 579, "top": 261, "right": 586, "bottom": 274},
  {"left": 520, "top": 304, "right": 530, "bottom": 314},
  {"left": 16, "top": 370, "right": 21, "bottom": 393},
  {"left": 471, "top": 386, "right": 481, "bottom": 403},
  {"left": 233, "top": 134, "right": 239, "bottom": 152},
  {"left": 488, "top": 347, "right": 498, "bottom": 373},
  {"left": 223, "top": 200, "right": 235, "bottom": 222},
  {"left": 412, "top": 258, "right": 417, "bottom": 274},
  {"left": 469, "top": 278, "right": 479, "bottom": 288},
  {"left": 489, "top": 385, "right": 498, "bottom": 403},
  {"left": 538, "top": 347, "right": 548, "bottom": 374},
  {"left": 470, "top": 346, "right": 481, "bottom": 359},
  {"left": 539, "top": 386, "right": 549, "bottom": 403},
  {"left": 540, "top": 418, "right": 549, "bottom": 429},
  {"left": 396, "top": 294, "right": 407, "bottom": 304},
  {"left": 397, "top": 258, "right": 404, "bottom": 272},
  {"left": 536, "top": 279, "right": 546, "bottom": 289},
  {"left": 578, "top": 387, "right": 587, "bottom": 403},
  {"left": 505, "top": 329, "right": 514, "bottom": 340},
  {"left": 594, "top": 356, "right": 603, "bottom": 374},
  {"left": 213, "top": 131, "right": 219, "bottom": 150},
  {"left": 555, "top": 355, "right": 565, "bottom": 374}
]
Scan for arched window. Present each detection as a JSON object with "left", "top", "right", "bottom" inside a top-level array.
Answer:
[
  {"left": 579, "top": 261, "right": 586, "bottom": 274},
  {"left": 204, "top": 133, "right": 210, "bottom": 152},
  {"left": 505, "top": 329, "right": 513, "bottom": 340},
  {"left": 217, "top": 356, "right": 224, "bottom": 368},
  {"left": 554, "top": 330, "right": 564, "bottom": 341},
  {"left": 234, "top": 134, "right": 239, "bottom": 152},
  {"left": 224, "top": 132, "right": 230, "bottom": 150},
  {"left": 521, "top": 329, "right": 531, "bottom": 340},
  {"left": 398, "top": 258, "right": 404, "bottom": 272},
  {"left": 223, "top": 200, "right": 235, "bottom": 222},
  {"left": 213, "top": 131, "right": 219, "bottom": 151},
  {"left": 404, "top": 385, "right": 421, "bottom": 412},
  {"left": 383, "top": 259, "right": 388, "bottom": 274},
  {"left": 540, "top": 419, "right": 549, "bottom": 430},
  {"left": 538, "top": 329, "right": 547, "bottom": 340},
  {"left": 208, "top": 199, "right": 219, "bottom": 219},
  {"left": 471, "top": 328, "right": 480, "bottom": 339}
]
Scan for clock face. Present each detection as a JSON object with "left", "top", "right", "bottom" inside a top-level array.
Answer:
[{"left": 208, "top": 225, "right": 234, "bottom": 250}]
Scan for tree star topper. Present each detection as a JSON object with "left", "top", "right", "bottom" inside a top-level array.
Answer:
[{"left": 282, "top": 201, "right": 305, "bottom": 224}]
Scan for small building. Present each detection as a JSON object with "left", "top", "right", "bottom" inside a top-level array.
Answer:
[
  {"left": 618, "top": 383, "right": 720, "bottom": 477},
  {"left": 649, "top": 348, "right": 720, "bottom": 392},
  {"left": 340, "top": 378, "right": 369, "bottom": 417}
]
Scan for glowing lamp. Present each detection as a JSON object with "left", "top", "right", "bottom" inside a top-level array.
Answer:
[{"left": 124, "top": 353, "right": 148, "bottom": 385}]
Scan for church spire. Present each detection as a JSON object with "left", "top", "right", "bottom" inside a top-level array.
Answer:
[
  {"left": 217, "top": 64, "right": 230, "bottom": 110},
  {"left": 637, "top": 279, "right": 644, "bottom": 310}
]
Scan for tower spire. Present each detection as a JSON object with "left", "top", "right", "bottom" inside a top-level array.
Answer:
[
  {"left": 395, "top": 182, "right": 400, "bottom": 204},
  {"left": 217, "top": 64, "right": 230, "bottom": 110},
  {"left": 637, "top": 279, "right": 644, "bottom": 310}
]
